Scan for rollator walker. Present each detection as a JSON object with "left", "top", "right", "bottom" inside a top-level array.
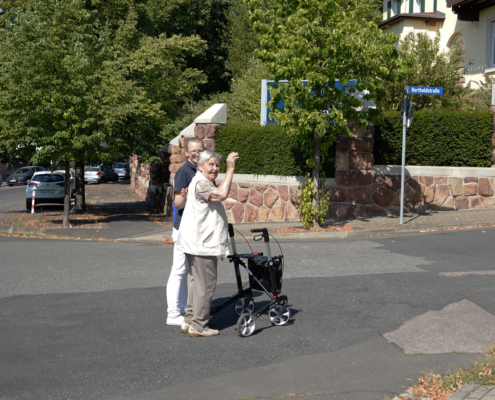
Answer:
[{"left": 210, "top": 224, "right": 291, "bottom": 337}]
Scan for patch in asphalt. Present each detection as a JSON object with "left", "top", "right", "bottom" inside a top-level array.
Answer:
[
  {"left": 383, "top": 299, "right": 495, "bottom": 354},
  {"left": 439, "top": 271, "right": 495, "bottom": 277}
]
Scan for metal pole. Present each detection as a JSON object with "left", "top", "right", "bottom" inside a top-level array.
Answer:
[{"left": 400, "top": 95, "right": 407, "bottom": 225}]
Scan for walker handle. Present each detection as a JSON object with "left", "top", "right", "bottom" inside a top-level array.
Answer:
[
  {"left": 251, "top": 228, "right": 271, "bottom": 260},
  {"left": 228, "top": 223, "right": 237, "bottom": 254},
  {"left": 251, "top": 228, "right": 269, "bottom": 243}
]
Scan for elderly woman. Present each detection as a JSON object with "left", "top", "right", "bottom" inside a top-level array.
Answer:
[{"left": 177, "top": 149, "right": 239, "bottom": 337}]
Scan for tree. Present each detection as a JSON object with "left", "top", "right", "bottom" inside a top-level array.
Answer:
[
  {"left": 247, "top": 0, "right": 400, "bottom": 227},
  {"left": 144, "top": 0, "right": 231, "bottom": 97},
  {"left": 223, "top": 0, "right": 261, "bottom": 80},
  {"left": 0, "top": 0, "right": 205, "bottom": 225},
  {"left": 377, "top": 31, "right": 466, "bottom": 111}
]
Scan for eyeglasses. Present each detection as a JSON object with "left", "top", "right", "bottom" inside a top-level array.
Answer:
[{"left": 188, "top": 150, "right": 203, "bottom": 154}]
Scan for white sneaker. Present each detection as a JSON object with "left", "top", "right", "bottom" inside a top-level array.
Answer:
[
  {"left": 166, "top": 315, "right": 184, "bottom": 326},
  {"left": 181, "top": 320, "right": 191, "bottom": 333}
]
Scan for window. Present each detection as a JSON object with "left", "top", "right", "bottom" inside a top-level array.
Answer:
[
  {"left": 433, "top": 0, "right": 437, "bottom": 12},
  {"left": 387, "top": 0, "right": 391, "bottom": 19},
  {"left": 32, "top": 174, "right": 64, "bottom": 183},
  {"left": 396, "top": 0, "right": 401, "bottom": 14},
  {"left": 411, "top": 0, "right": 424, "bottom": 13}
]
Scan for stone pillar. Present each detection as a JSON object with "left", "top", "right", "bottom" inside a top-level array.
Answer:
[
  {"left": 329, "top": 118, "right": 377, "bottom": 219},
  {"left": 167, "top": 104, "right": 227, "bottom": 183},
  {"left": 334, "top": 135, "right": 375, "bottom": 185}
]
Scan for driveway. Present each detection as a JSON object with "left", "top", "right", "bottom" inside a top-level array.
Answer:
[{"left": 0, "top": 179, "right": 173, "bottom": 240}]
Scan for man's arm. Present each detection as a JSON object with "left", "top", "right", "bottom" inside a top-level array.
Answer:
[
  {"left": 174, "top": 192, "right": 186, "bottom": 210},
  {"left": 173, "top": 169, "right": 189, "bottom": 210},
  {"left": 209, "top": 153, "right": 239, "bottom": 202}
]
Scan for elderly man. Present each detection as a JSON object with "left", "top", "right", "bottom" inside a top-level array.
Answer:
[
  {"left": 166, "top": 137, "right": 204, "bottom": 326},
  {"left": 177, "top": 150, "right": 239, "bottom": 337}
]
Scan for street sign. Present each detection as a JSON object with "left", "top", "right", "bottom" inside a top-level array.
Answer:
[
  {"left": 401, "top": 98, "right": 413, "bottom": 128},
  {"left": 260, "top": 80, "right": 375, "bottom": 125},
  {"left": 407, "top": 86, "right": 444, "bottom": 95}
]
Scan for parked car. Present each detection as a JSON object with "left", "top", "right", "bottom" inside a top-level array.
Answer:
[
  {"left": 25, "top": 170, "right": 75, "bottom": 210},
  {"left": 7, "top": 166, "right": 46, "bottom": 186},
  {"left": 84, "top": 165, "right": 118, "bottom": 184},
  {"left": 112, "top": 163, "right": 130, "bottom": 179}
]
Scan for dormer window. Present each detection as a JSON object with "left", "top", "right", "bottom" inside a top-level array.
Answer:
[
  {"left": 387, "top": 0, "right": 402, "bottom": 19},
  {"left": 409, "top": 0, "right": 425, "bottom": 13},
  {"left": 395, "top": 0, "right": 402, "bottom": 15}
]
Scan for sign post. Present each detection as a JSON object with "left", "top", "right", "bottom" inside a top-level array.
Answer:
[{"left": 400, "top": 86, "right": 443, "bottom": 225}]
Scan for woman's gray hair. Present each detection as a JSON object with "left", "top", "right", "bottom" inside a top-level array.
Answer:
[{"left": 197, "top": 150, "right": 222, "bottom": 166}]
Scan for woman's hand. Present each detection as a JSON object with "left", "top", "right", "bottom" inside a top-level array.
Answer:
[
  {"left": 181, "top": 187, "right": 188, "bottom": 198},
  {"left": 226, "top": 152, "right": 239, "bottom": 170}
]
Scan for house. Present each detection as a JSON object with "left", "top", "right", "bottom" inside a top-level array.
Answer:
[{"left": 379, "top": 0, "right": 495, "bottom": 88}]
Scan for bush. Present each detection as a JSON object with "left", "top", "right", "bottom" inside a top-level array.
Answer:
[
  {"left": 374, "top": 109, "right": 494, "bottom": 167},
  {"left": 215, "top": 122, "right": 335, "bottom": 177}
]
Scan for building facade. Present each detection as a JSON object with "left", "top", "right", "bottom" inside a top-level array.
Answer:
[{"left": 380, "top": 0, "right": 495, "bottom": 88}]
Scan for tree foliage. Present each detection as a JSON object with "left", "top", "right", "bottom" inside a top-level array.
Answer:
[
  {"left": 0, "top": 0, "right": 206, "bottom": 224},
  {"left": 377, "top": 31, "right": 466, "bottom": 111},
  {"left": 144, "top": 0, "right": 231, "bottom": 96},
  {"left": 223, "top": 0, "right": 261, "bottom": 80},
  {"left": 247, "top": 0, "right": 400, "bottom": 226}
]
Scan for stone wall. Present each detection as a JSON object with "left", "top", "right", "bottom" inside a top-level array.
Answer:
[
  {"left": 130, "top": 102, "right": 495, "bottom": 221},
  {"left": 129, "top": 154, "right": 172, "bottom": 212},
  {"left": 326, "top": 166, "right": 495, "bottom": 218},
  {"left": 221, "top": 182, "right": 300, "bottom": 224}
]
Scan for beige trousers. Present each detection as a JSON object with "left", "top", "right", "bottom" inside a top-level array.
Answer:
[{"left": 184, "top": 254, "right": 218, "bottom": 332}]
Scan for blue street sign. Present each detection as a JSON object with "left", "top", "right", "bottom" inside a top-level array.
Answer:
[{"left": 407, "top": 86, "right": 443, "bottom": 95}]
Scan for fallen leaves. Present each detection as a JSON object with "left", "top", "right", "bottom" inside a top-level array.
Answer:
[
  {"left": 275, "top": 225, "right": 354, "bottom": 233},
  {"left": 383, "top": 346, "right": 495, "bottom": 400}
]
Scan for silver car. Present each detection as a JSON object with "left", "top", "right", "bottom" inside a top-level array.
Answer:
[
  {"left": 112, "top": 163, "right": 130, "bottom": 179},
  {"left": 84, "top": 165, "right": 118, "bottom": 184}
]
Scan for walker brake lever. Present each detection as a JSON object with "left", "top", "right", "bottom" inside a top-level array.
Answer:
[{"left": 253, "top": 234, "right": 263, "bottom": 242}]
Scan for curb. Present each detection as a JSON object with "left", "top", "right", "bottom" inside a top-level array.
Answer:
[{"left": 125, "top": 220, "right": 495, "bottom": 242}]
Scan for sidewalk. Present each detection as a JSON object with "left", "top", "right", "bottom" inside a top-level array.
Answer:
[
  {"left": 3, "top": 179, "right": 495, "bottom": 242},
  {"left": 125, "top": 208, "right": 495, "bottom": 242}
]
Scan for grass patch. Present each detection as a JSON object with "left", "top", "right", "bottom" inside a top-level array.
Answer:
[{"left": 384, "top": 347, "right": 495, "bottom": 400}]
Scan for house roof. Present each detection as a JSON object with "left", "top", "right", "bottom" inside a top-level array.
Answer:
[
  {"left": 378, "top": 12, "right": 446, "bottom": 29},
  {"left": 447, "top": 0, "right": 495, "bottom": 21}
]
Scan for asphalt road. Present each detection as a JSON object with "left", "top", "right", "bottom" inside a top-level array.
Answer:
[
  {"left": 1, "top": 230, "right": 495, "bottom": 400},
  {"left": 0, "top": 185, "right": 27, "bottom": 213}
]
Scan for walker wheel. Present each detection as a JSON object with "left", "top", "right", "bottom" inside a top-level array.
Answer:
[
  {"left": 237, "top": 313, "right": 256, "bottom": 337},
  {"left": 269, "top": 305, "right": 291, "bottom": 326},
  {"left": 234, "top": 298, "right": 255, "bottom": 316}
]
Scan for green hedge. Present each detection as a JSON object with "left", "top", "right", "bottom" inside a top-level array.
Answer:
[
  {"left": 374, "top": 110, "right": 494, "bottom": 167},
  {"left": 214, "top": 122, "right": 335, "bottom": 177}
]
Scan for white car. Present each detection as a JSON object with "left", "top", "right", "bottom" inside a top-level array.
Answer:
[
  {"left": 25, "top": 170, "right": 75, "bottom": 210},
  {"left": 84, "top": 165, "right": 118, "bottom": 184}
]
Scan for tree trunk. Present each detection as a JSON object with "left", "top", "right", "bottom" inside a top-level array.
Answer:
[
  {"left": 62, "top": 161, "right": 71, "bottom": 228},
  {"left": 312, "top": 129, "right": 322, "bottom": 228},
  {"left": 74, "top": 160, "right": 85, "bottom": 212}
]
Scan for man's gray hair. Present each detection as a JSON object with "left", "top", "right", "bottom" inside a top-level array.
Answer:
[{"left": 197, "top": 150, "right": 222, "bottom": 166}]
